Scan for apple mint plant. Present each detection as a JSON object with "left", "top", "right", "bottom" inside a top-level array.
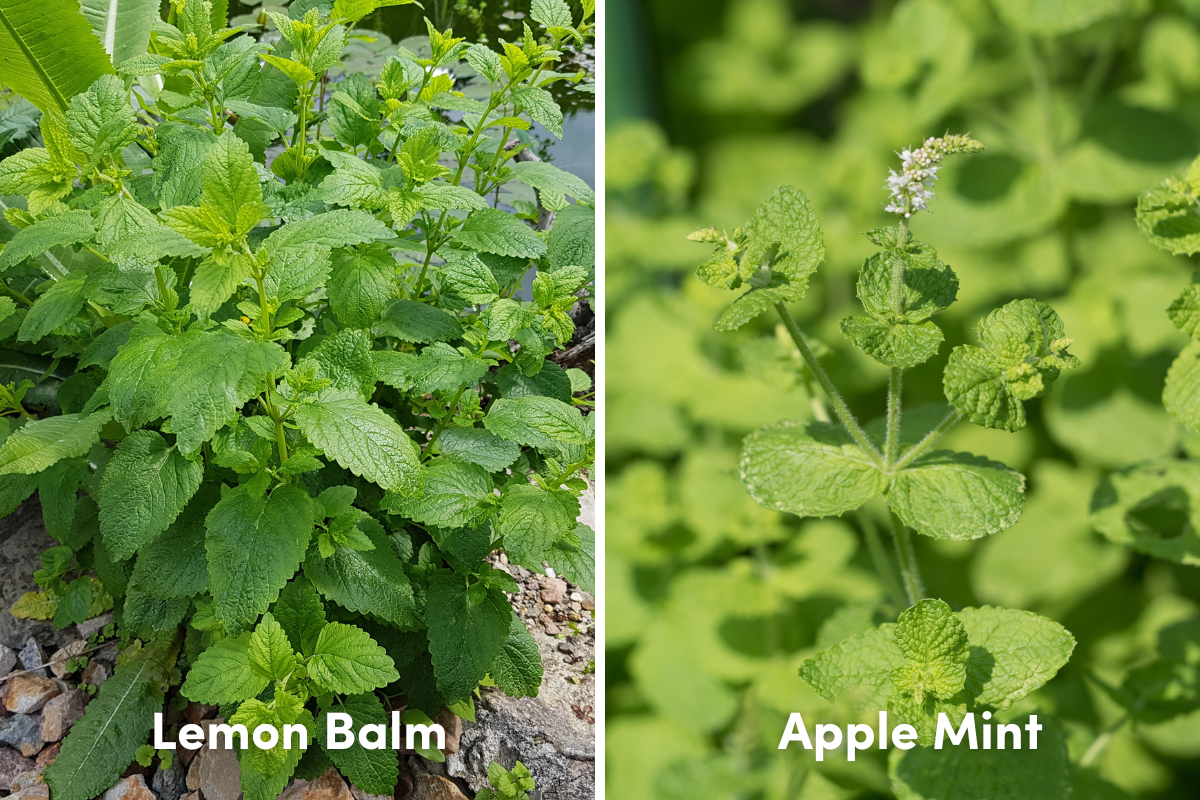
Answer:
[
  {"left": 0, "top": 0, "right": 595, "bottom": 797},
  {"left": 687, "top": 137, "right": 1078, "bottom": 768}
]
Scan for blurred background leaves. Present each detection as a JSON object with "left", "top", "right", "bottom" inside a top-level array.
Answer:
[{"left": 606, "top": 0, "right": 1200, "bottom": 797}]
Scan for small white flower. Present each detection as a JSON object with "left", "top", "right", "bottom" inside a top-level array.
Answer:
[{"left": 882, "top": 134, "right": 984, "bottom": 218}]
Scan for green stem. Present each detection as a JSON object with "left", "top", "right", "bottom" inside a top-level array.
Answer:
[
  {"left": 890, "top": 511, "right": 924, "bottom": 606},
  {"left": 775, "top": 302, "right": 882, "bottom": 463},
  {"left": 892, "top": 411, "right": 961, "bottom": 471},
  {"left": 1080, "top": 714, "right": 1128, "bottom": 768},
  {"left": 858, "top": 511, "right": 906, "bottom": 611},
  {"left": 423, "top": 381, "right": 468, "bottom": 460},
  {"left": 1024, "top": 35, "right": 1057, "bottom": 162},
  {"left": 886, "top": 367, "right": 902, "bottom": 466}
]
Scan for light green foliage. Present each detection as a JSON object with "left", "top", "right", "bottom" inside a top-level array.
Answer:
[
  {"left": 1090, "top": 461, "right": 1200, "bottom": 565},
  {"left": 886, "top": 452, "right": 1025, "bottom": 541},
  {"left": 475, "top": 761, "right": 536, "bottom": 800},
  {"left": 0, "top": 2, "right": 593, "bottom": 794}
]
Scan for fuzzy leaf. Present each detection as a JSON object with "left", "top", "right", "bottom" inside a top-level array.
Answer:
[
  {"left": 841, "top": 316, "right": 943, "bottom": 368},
  {"left": 303, "top": 528, "right": 415, "bottom": 627},
  {"left": 425, "top": 569, "right": 512, "bottom": 702},
  {"left": 887, "top": 451, "right": 1025, "bottom": 541},
  {"left": 308, "top": 621, "right": 398, "bottom": 694},
  {"left": 294, "top": 393, "right": 422, "bottom": 495},
  {"left": 490, "top": 615, "right": 542, "bottom": 698},
  {"left": 382, "top": 458, "right": 492, "bottom": 527},
  {"left": 453, "top": 208, "right": 547, "bottom": 258},
  {"left": 181, "top": 634, "right": 269, "bottom": 704},
  {"left": 315, "top": 693, "right": 398, "bottom": 796},
  {"left": 0, "top": 410, "right": 111, "bottom": 476}
]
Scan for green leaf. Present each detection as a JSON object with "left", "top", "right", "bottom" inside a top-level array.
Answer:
[
  {"left": 1164, "top": 340, "right": 1200, "bottom": 433},
  {"left": 714, "top": 279, "right": 805, "bottom": 332},
  {"left": 0, "top": 211, "right": 95, "bottom": 270},
  {"left": 887, "top": 451, "right": 1025, "bottom": 541},
  {"left": 1122, "top": 618, "right": 1200, "bottom": 722},
  {"left": 249, "top": 612, "right": 297, "bottom": 681},
  {"left": 44, "top": 658, "right": 163, "bottom": 800},
  {"left": 416, "top": 182, "right": 491, "bottom": 213},
  {"left": 891, "top": 599, "right": 968, "bottom": 703},
  {"left": 0, "top": 0, "right": 115, "bottom": 114},
  {"left": 165, "top": 331, "right": 290, "bottom": 453},
  {"left": 375, "top": 342, "right": 489, "bottom": 393},
  {"left": 122, "top": 585, "right": 189, "bottom": 639},
  {"left": 320, "top": 152, "right": 387, "bottom": 210},
  {"left": 889, "top": 715, "right": 1071, "bottom": 800},
  {"left": 373, "top": 299, "right": 463, "bottom": 343},
  {"left": 441, "top": 252, "right": 500, "bottom": 304},
  {"left": 230, "top": 693, "right": 307, "bottom": 778},
  {"left": 547, "top": 522, "right": 594, "bottom": 594},
  {"left": 959, "top": 606, "right": 1075, "bottom": 710},
  {"left": 943, "top": 299, "right": 1079, "bottom": 432},
  {"left": 264, "top": 209, "right": 393, "bottom": 253},
  {"left": 308, "top": 621, "right": 398, "bottom": 694},
  {"left": 303, "top": 527, "right": 415, "bottom": 627},
  {"left": 510, "top": 86, "right": 562, "bottom": 138},
  {"left": 205, "top": 484, "right": 314, "bottom": 626},
  {"left": 855, "top": 241, "right": 959, "bottom": 322},
  {"left": 294, "top": 392, "right": 422, "bottom": 495},
  {"left": 747, "top": 185, "right": 825, "bottom": 285},
  {"left": 181, "top": 633, "right": 270, "bottom": 704},
  {"left": 490, "top": 615, "right": 542, "bottom": 698},
  {"left": 991, "top": 0, "right": 1123, "bottom": 35},
  {"left": 273, "top": 576, "right": 326, "bottom": 657},
  {"left": 547, "top": 203, "right": 594, "bottom": 271},
  {"left": 154, "top": 122, "right": 217, "bottom": 209},
  {"left": 38, "top": 458, "right": 86, "bottom": 545},
  {"left": 164, "top": 131, "right": 267, "bottom": 246},
  {"left": 238, "top": 711, "right": 309, "bottom": 800},
  {"left": 1090, "top": 460, "right": 1200, "bottom": 566},
  {"left": 530, "top": 0, "right": 572, "bottom": 28},
  {"left": 425, "top": 569, "right": 512, "bottom": 702},
  {"left": 127, "top": 508, "right": 210, "bottom": 599},
  {"left": 739, "top": 421, "right": 884, "bottom": 518},
  {"left": 1136, "top": 171, "right": 1200, "bottom": 256},
  {"left": 497, "top": 361, "right": 572, "bottom": 403},
  {"left": 453, "top": 209, "right": 547, "bottom": 259},
  {"left": 98, "top": 430, "right": 204, "bottom": 560},
  {"left": 484, "top": 396, "right": 591, "bottom": 451},
  {"left": 303, "top": 328, "right": 377, "bottom": 398},
  {"left": 510, "top": 161, "right": 594, "bottom": 204},
  {"left": 799, "top": 625, "right": 901, "bottom": 712},
  {"left": 328, "top": 244, "right": 395, "bottom": 328},
  {"left": 382, "top": 458, "right": 492, "bottom": 528},
  {"left": 840, "top": 316, "right": 944, "bottom": 368},
  {"left": 434, "top": 426, "right": 521, "bottom": 472},
  {"left": 0, "top": 410, "right": 111, "bottom": 476},
  {"left": 499, "top": 483, "right": 577, "bottom": 572},
  {"left": 464, "top": 43, "right": 501, "bottom": 81},
  {"left": 65, "top": 74, "right": 137, "bottom": 158},
  {"left": 79, "top": 0, "right": 159, "bottom": 66},
  {"left": 189, "top": 253, "right": 254, "bottom": 321},
  {"left": 19, "top": 275, "right": 88, "bottom": 342},
  {"left": 315, "top": 693, "right": 399, "bottom": 796},
  {"left": 1167, "top": 282, "right": 1200, "bottom": 340}
]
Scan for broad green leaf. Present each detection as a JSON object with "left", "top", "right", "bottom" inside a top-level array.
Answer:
[
  {"left": 511, "top": 86, "right": 562, "bottom": 138},
  {"left": 840, "top": 316, "right": 944, "bottom": 368},
  {"left": 294, "top": 393, "right": 422, "bottom": 495},
  {"left": 205, "top": 484, "right": 314, "bottom": 626},
  {"left": 547, "top": 522, "right": 595, "bottom": 594},
  {"left": 1136, "top": 172, "right": 1200, "bottom": 256},
  {"left": 714, "top": 279, "right": 804, "bottom": 331},
  {"left": 127, "top": 509, "right": 210, "bottom": 599},
  {"left": 374, "top": 342, "right": 489, "bottom": 393},
  {"left": 122, "top": 585, "right": 189, "bottom": 639},
  {"left": 37, "top": 458, "right": 86, "bottom": 544},
  {"left": 303, "top": 328, "right": 377, "bottom": 398},
  {"left": 154, "top": 122, "right": 217, "bottom": 209},
  {"left": 890, "top": 715, "right": 1071, "bottom": 800},
  {"left": 99, "top": 430, "right": 204, "bottom": 559},
  {"left": 463, "top": 43, "right": 501, "bottom": 81},
  {"left": 547, "top": 203, "right": 594, "bottom": 272},
  {"left": 79, "top": 0, "right": 159, "bottom": 66},
  {"left": 453, "top": 208, "right": 547, "bottom": 259},
  {"left": 991, "top": 0, "right": 1123, "bottom": 35},
  {"left": 530, "top": 0, "right": 572, "bottom": 28},
  {"left": 0, "top": 211, "right": 95, "bottom": 270},
  {"left": 1164, "top": 341, "right": 1200, "bottom": 433},
  {"left": 739, "top": 421, "right": 884, "bottom": 518},
  {"left": 855, "top": 243, "right": 958, "bottom": 323},
  {"left": 484, "top": 396, "right": 591, "bottom": 450},
  {"left": 499, "top": 483, "right": 578, "bottom": 572},
  {"left": 165, "top": 332, "right": 289, "bottom": 453},
  {"left": 65, "top": 74, "right": 137, "bottom": 158},
  {"left": 1168, "top": 282, "right": 1200, "bottom": 339},
  {"left": 959, "top": 606, "right": 1075, "bottom": 709},
  {"left": 891, "top": 599, "right": 968, "bottom": 704},
  {"left": 249, "top": 612, "right": 297, "bottom": 681},
  {"left": 230, "top": 693, "right": 306, "bottom": 777},
  {"left": 416, "top": 182, "right": 491, "bottom": 212},
  {"left": 441, "top": 252, "right": 500, "bottom": 304},
  {"left": 434, "top": 426, "right": 521, "bottom": 472},
  {"left": 510, "top": 161, "right": 594, "bottom": 204},
  {"left": 744, "top": 185, "right": 824, "bottom": 285},
  {"left": 238, "top": 711, "right": 309, "bottom": 800},
  {"left": 425, "top": 569, "right": 512, "bottom": 702},
  {"left": 327, "top": 73, "right": 380, "bottom": 150},
  {"left": 382, "top": 458, "right": 492, "bottom": 527},
  {"left": 328, "top": 244, "right": 395, "bottom": 328},
  {"left": 0, "top": 410, "right": 111, "bottom": 476},
  {"left": 44, "top": 658, "right": 163, "bottom": 800},
  {"left": 181, "top": 633, "right": 269, "bottom": 704},
  {"left": 320, "top": 152, "right": 387, "bottom": 210},
  {"left": 490, "top": 615, "right": 542, "bottom": 698},
  {"left": 19, "top": 275, "right": 88, "bottom": 342},
  {"left": 315, "top": 693, "right": 399, "bottom": 796},
  {"left": 189, "top": 253, "right": 254, "bottom": 320},
  {"left": 273, "top": 576, "right": 326, "bottom": 657},
  {"left": 1122, "top": 618, "right": 1200, "bottom": 723},
  {"left": 164, "top": 131, "right": 267, "bottom": 246},
  {"left": 263, "top": 208, "right": 392, "bottom": 253},
  {"left": 105, "top": 324, "right": 182, "bottom": 430},
  {"left": 943, "top": 299, "right": 1079, "bottom": 432},
  {"left": 0, "top": 0, "right": 115, "bottom": 113},
  {"left": 303, "top": 528, "right": 415, "bottom": 627},
  {"left": 799, "top": 624, "right": 901, "bottom": 712},
  {"left": 308, "top": 621, "right": 398, "bottom": 694},
  {"left": 1090, "top": 460, "right": 1200, "bottom": 565},
  {"left": 372, "top": 299, "right": 463, "bottom": 343},
  {"left": 887, "top": 451, "right": 1025, "bottom": 540}
]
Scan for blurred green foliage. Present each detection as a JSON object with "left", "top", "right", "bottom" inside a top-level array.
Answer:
[{"left": 606, "top": 0, "right": 1200, "bottom": 797}]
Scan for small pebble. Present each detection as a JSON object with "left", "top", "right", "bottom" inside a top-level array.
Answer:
[{"left": 569, "top": 592, "right": 583, "bottom": 603}]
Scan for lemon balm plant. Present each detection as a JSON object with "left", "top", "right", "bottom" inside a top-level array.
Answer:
[
  {"left": 688, "top": 137, "right": 1083, "bottom": 793},
  {"left": 0, "top": 0, "right": 595, "bottom": 797}
]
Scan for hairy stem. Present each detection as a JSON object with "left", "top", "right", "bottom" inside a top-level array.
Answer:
[
  {"left": 858, "top": 510, "right": 906, "bottom": 610},
  {"left": 886, "top": 367, "right": 902, "bottom": 466},
  {"left": 890, "top": 511, "right": 925, "bottom": 606},
  {"left": 423, "top": 381, "right": 468, "bottom": 460},
  {"left": 775, "top": 303, "right": 882, "bottom": 463},
  {"left": 892, "top": 410, "right": 961, "bottom": 471},
  {"left": 1080, "top": 714, "right": 1129, "bottom": 768}
]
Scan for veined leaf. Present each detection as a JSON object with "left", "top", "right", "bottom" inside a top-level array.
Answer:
[
  {"left": 0, "top": 410, "right": 111, "bottom": 476},
  {"left": 0, "top": 0, "right": 115, "bottom": 113}
]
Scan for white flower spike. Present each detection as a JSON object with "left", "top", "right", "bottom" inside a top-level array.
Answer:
[{"left": 884, "top": 134, "right": 984, "bottom": 218}]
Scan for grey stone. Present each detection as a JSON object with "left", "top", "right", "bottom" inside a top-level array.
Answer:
[
  {"left": 0, "top": 714, "right": 44, "bottom": 758},
  {"left": 0, "top": 746, "right": 35, "bottom": 790},
  {"left": 76, "top": 612, "right": 113, "bottom": 641},
  {"left": 185, "top": 719, "right": 242, "bottom": 800},
  {"left": 10, "top": 782, "right": 49, "bottom": 800},
  {"left": 152, "top": 758, "right": 188, "bottom": 800},
  {"left": 4, "top": 677, "right": 59, "bottom": 714},
  {"left": 82, "top": 660, "right": 110, "bottom": 688},
  {"left": 539, "top": 578, "right": 567, "bottom": 605},
  {"left": 0, "top": 503, "right": 74, "bottom": 653},
  {"left": 0, "top": 645, "right": 16, "bottom": 680},
  {"left": 48, "top": 641, "right": 87, "bottom": 679},
  {"left": 16, "top": 641, "right": 45, "bottom": 677},
  {"left": 409, "top": 772, "right": 469, "bottom": 800},
  {"left": 39, "top": 690, "right": 86, "bottom": 742},
  {"left": 102, "top": 774, "right": 155, "bottom": 800}
]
